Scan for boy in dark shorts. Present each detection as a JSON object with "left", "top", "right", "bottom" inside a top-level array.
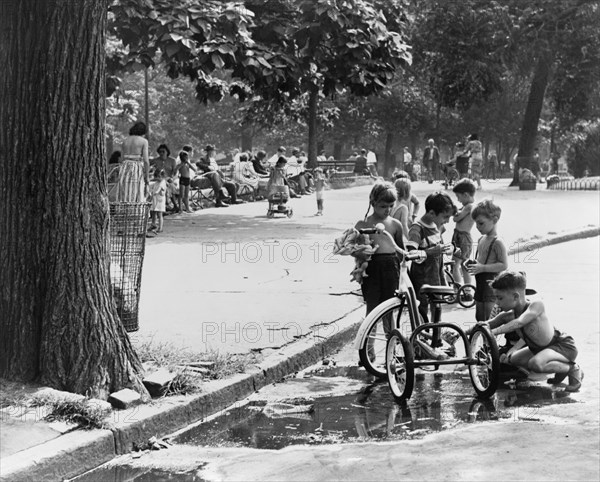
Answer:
[
  {"left": 485, "top": 271, "right": 582, "bottom": 392},
  {"left": 467, "top": 199, "right": 508, "bottom": 321},
  {"left": 406, "top": 192, "right": 455, "bottom": 324},
  {"left": 451, "top": 179, "right": 476, "bottom": 293}
]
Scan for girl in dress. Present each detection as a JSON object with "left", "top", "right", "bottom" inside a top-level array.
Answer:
[
  {"left": 117, "top": 122, "right": 149, "bottom": 202},
  {"left": 149, "top": 169, "right": 167, "bottom": 233}
]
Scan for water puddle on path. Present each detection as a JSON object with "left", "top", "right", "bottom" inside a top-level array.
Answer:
[
  {"left": 74, "top": 365, "right": 577, "bottom": 482},
  {"left": 173, "top": 365, "right": 576, "bottom": 449},
  {"left": 74, "top": 464, "right": 208, "bottom": 482}
]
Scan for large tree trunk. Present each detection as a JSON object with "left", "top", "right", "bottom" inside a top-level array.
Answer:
[
  {"left": 0, "top": 0, "right": 148, "bottom": 399},
  {"left": 333, "top": 142, "right": 343, "bottom": 161},
  {"left": 306, "top": 86, "right": 319, "bottom": 169},
  {"left": 510, "top": 50, "right": 553, "bottom": 186},
  {"left": 384, "top": 132, "right": 395, "bottom": 177},
  {"left": 240, "top": 121, "right": 253, "bottom": 152}
]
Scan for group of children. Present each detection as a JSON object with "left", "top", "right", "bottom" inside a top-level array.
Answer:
[{"left": 355, "top": 178, "right": 583, "bottom": 393}]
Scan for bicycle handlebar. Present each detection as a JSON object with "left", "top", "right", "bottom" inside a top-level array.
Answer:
[{"left": 358, "top": 225, "right": 426, "bottom": 262}]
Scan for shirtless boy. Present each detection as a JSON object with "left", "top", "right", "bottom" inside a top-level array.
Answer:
[{"left": 485, "top": 270, "right": 582, "bottom": 392}]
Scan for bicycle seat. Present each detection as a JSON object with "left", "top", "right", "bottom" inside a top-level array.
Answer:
[{"left": 420, "top": 284, "right": 455, "bottom": 296}]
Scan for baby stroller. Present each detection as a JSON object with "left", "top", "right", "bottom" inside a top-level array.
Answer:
[
  {"left": 442, "top": 160, "right": 459, "bottom": 189},
  {"left": 267, "top": 185, "right": 293, "bottom": 218}
]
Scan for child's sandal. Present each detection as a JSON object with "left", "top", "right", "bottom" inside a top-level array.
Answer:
[{"left": 565, "top": 365, "right": 584, "bottom": 392}]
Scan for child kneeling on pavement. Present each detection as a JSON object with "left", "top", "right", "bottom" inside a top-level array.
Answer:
[{"left": 485, "top": 270, "right": 583, "bottom": 392}]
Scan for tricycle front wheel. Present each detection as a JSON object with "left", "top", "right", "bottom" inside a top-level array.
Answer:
[{"left": 468, "top": 325, "right": 500, "bottom": 398}]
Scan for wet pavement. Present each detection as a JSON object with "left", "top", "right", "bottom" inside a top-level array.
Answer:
[
  {"left": 74, "top": 352, "right": 581, "bottom": 482},
  {"left": 70, "top": 235, "right": 599, "bottom": 482},
  {"left": 170, "top": 354, "right": 577, "bottom": 451}
]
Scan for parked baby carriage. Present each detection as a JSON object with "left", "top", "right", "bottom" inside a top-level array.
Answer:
[{"left": 267, "top": 185, "right": 293, "bottom": 218}]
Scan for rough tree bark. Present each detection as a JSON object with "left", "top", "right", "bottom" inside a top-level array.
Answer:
[
  {"left": 306, "top": 86, "right": 319, "bottom": 169},
  {"left": 510, "top": 49, "right": 553, "bottom": 186},
  {"left": 240, "top": 121, "right": 253, "bottom": 152},
  {"left": 0, "top": 0, "right": 148, "bottom": 399},
  {"left": 384, "top": 132, "right": 395, "bottom": 177}
]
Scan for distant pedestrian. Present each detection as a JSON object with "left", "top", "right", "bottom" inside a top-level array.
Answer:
[
  {"left": 532, "top": 148, "right": 542, "bottom": 182},
  {"left": 366, "top": 150, "right": 378, "bottom": 177},
  {"left": 149, "top": 168, "right": 167, "bottom": 233},
  {"left": 466, "top": 199, "right": 508, "bottom": 321},
  {"left": 486, "top": 151, "right": 498, "bottom": 180},
  {"left": 467, "top": 133, "right": 483, "bottom": 190},
  {"left": 177, "top": 150, "right": 196, "bottom": 213},
  {"left": 422, "top": 138, "right": 440, "bottom": 183},
  {"left": 353, "top": 149, "right": 369, "bottom": 175},
  {"left": 454, "top": 142, "right": 470, "bottom": 179},
  {"left": 313, "top": 167, "right": 327, "bottom": 216}
]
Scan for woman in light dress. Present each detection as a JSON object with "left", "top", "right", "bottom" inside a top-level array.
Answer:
[
  {"left": 116, "top": 122, "right": 150, "bottom": 202},
  {"left": 467, "top": 133, "right": 483, "bottom": 190}
]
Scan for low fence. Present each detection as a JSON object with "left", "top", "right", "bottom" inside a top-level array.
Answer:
[{"left": 547, "top": 177, "right": 600, "bottom": 191}]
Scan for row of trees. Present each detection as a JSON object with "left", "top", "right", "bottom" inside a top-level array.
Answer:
[
  {"left": 109, "top": 0, "right": 600, "bottom": 177},
  {"left": 1, "top": 0, "right": 598, "bottom": 396}
]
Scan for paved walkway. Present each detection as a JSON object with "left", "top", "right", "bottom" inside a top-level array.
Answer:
[
  {"left": 1, "top": 179, "right": 599, "bottom": 481},
  {"left": 136, "top": 179, "right": 600, "bottom": 354}
]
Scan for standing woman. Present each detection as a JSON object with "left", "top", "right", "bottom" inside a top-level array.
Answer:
[{"left": 117, "top": 121, "right": 150, "bottom": 202}]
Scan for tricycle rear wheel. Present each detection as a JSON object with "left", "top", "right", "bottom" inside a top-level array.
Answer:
[{"left": 386, "top": 329, "right": 414, "bottom": 402}]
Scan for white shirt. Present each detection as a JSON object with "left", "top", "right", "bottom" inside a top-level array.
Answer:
[
  {"left": 366, "top": 151, "right": 377, "bottom": 166},
  {"left": 267, "top": 152, "right": 284, "bottom": 167}
]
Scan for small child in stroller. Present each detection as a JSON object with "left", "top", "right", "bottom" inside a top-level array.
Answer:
[{"left": 266, "top": 156, "right": 293, "bottom": 218}]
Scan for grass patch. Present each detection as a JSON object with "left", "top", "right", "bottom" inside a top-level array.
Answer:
[
  {"left": 205, "top": 352, "right": 258, "bottom": 380},
  {"left": 34, "top": 398, "right": 110, "bottom": 430},
  {"left": 162, "top": 370, "right": 201, "bottom": 396},
  {"left": 134, "top": 337, "right": 261, "bottom": 395}
]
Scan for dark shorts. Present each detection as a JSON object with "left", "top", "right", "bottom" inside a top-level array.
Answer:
[
  {"left": 361, "top": 254, "right": 400, "bottom": 314},
  {"left": 528, "top": 331, "right": 578, "bottom": 362},
  {"left": 452, "top": 230, "right": 472, "bottom": 260},
  {"left": 475, "top": 272, "right": 496, "bottom": 302},
  {"left": 180, "top": 177, "right": 190, "bottom": 187}
]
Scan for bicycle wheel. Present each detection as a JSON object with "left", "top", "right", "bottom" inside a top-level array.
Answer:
[
  {"left": 386, "top": 329, "right": 414, "bottom": 402},
  {"left": 457, "top": 284, "right": 476, "bottom": 308},
  {"left": 468, "top": 325, "right": 500, "bottom": 398},
  {"left": 358, "top": 297, "right": 415, "bottom": 379}
]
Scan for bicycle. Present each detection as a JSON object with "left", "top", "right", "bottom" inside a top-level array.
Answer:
[
  {"left": 442, "top": 258, "right": 476, "bottom": 308},
  {"left": 352, "top": 226, "right": 499, "bottom": 401}
]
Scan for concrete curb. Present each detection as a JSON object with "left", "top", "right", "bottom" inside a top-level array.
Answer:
[
  {"left": 506, "top": 225, "right": 600, "bottom": 256},
  {"left": 0, "top": 307, "right": 364, "bottom": 482},
  {"left": 1, "top": 225, "right": 598, "bottom": 481}
]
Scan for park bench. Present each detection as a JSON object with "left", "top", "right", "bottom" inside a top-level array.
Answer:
[{"left": 317, "top": 159, "right": 356, "bottom": 175}]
